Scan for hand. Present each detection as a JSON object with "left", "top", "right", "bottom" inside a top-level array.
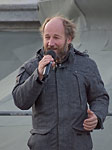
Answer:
[
  {"left": 83, "top": 109, "right": 98, "bottom": 131},
  {"left": 38, "top": 55, "right": 55, "bottom": 80}
]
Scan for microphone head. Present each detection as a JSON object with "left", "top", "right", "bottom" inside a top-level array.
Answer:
[{"left": 45, "top": 50, "right": 56, "bottom": 61}]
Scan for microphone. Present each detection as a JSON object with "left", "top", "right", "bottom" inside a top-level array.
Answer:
[{"left": 43, "top": 50, "right": 56, "bottom": 78}]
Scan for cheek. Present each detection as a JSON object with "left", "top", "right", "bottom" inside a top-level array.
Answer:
[
  {"left": 43, "top": 39, "right": 48, "bottom": 47},
  {"left": 56, "top": 40, "right": 65, "bottom": 47}
]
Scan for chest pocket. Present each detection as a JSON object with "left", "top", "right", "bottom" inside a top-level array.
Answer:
[{"left": 72, "top": 70, "right": 88, "bottom": 109}]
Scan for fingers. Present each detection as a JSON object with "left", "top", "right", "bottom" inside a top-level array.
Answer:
[
  {"left": 41, "top": 55, "right": 54, "bottom": 67},
  {"left": 83, "top": 109, "right": 98, "bottom": 131},
  {"left": 83, "top": 118, "right": 98, "bottom": 131},
  {"left": 38, "top": 55, "right": 55, "bottom": 79},
  {"left": 83, "top": 124, "right": 96, "bottom": 131}
]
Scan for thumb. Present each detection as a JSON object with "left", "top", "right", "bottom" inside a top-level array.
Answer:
[{"left": 87, "top": 109, "right": 94, "bottom": 118}]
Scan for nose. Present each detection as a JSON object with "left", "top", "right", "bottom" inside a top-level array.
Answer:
[{"left": 48, "top": 38, "right": 55, "bottom": 47}]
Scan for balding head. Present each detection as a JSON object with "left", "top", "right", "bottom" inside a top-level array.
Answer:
[
  {"left": 40, "top": 16, "right": 76, "bottom": 41},
  {"left": 44, "top": 17, "right": 64, "bottom": 28},
  {"left": 44, "top": 17, "right": 65, "bottom": 38}
]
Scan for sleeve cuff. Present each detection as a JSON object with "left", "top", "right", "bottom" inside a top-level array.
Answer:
[
  {"left": 33, "top": 69, "right": 44, "bottom": 84},
  {"left": 95, "top": 116, "right": 104, "bottom": 129}
]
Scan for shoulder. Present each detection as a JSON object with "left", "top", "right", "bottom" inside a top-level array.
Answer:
[
  {"left": 74, "top": 48, "right": 95, "bottom": 64},
  {"left": 73, "top": 48, "right": 99, "bottom": 73},
  {"left": 24, "top": 56, "right": 38, "bottom": 68},
  {"left": 23, "top": 48, "right": 43, "bottom": 66},
  {"left": 73, "top": 48, "right": 90, "bottom": 64},
  {"left": 70, "top": 44, "right": 96, "bottom": 67},
  {"left": 24, "top": 55, "right": 37, "bottom": 68},
  {"left": 19, "top": 49, "right": 43, "bottom": 75},
  {"left": 16, "top": 56, "right": 37, "bottom": 78},
  {"left": 74, "top": 49, "right": 89, "bottom": 57}
]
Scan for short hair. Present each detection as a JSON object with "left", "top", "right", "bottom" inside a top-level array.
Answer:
[{"left": 39, "top": 16, "right": 76, "bottom": 41}]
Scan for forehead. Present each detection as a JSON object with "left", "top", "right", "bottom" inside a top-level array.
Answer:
[{"left": 44, "top": 18, "right": 65, "bottom": 35}]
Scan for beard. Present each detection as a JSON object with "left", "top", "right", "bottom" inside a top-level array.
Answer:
[{"left": 44, "top": 39, "right": 69, "bottom": 63}]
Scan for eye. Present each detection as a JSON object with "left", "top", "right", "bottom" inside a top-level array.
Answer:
[
  {"left": 54, "top": 36, "right": 60, "bottom": 39},
  {"left": 45, "top": 36, "right": 50, "bottom": 40}
]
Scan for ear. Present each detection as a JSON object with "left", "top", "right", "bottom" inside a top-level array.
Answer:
[{"left": 67, "top": 36, "right": 72, "bottom": 44}]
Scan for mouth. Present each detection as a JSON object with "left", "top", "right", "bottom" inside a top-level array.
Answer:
[
  {"left": 48, "top": 47, "right": 57, "bottom": 51},
  {"left": 47, "top": 48, "right": 57, "bottom": 54}
]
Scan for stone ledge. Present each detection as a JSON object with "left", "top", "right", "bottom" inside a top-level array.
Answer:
[
  {"left": 0, "top": 0, "right": 38, "bottom": 22},
  {"left": 0, "top": 4, "right": 38, "bottom": 10},
  {"left": 0, "top": 10, "right": 39, "bottom": 22},
  {"left": 0, "top": 21, "right": 41, "bottom": 31},
  {"left": 0, "top": 0, "right": 40, "bottom": 30}
]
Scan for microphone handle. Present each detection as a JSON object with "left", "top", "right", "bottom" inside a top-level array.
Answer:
[{"left": 43, "top": 61, "right": 52, "bottom": 78}]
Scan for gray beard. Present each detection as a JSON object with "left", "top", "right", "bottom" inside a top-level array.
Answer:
[
  {"left": 56, "top": 40, "right": 69, "bottom": 63},
  {"left": 44, "top": 39, "right": 69, "bottom": 63}
]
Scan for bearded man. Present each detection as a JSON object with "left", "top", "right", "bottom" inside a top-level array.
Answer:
[{"left": 12, "top": 16, "right": 109, "bottom": 150}]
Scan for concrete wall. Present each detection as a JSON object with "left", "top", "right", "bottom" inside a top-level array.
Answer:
[{"left": 0, "top": 0, "right": 40, "bottom": 30}]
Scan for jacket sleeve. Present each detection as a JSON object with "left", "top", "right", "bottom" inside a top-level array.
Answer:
[
  {"left": 86, "top": 59, "right": 109, "bottom": 129},
  {"left": 12, "top": 60, "right": 44, "bottom": 110}
]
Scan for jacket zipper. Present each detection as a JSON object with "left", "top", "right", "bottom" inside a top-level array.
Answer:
[{"left": 55, "top": 65, "right": 59, "bottom": 150}]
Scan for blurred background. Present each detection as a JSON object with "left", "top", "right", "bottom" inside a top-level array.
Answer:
[{"left": 0, "top": 0, "right": 112, "bottom": 149}]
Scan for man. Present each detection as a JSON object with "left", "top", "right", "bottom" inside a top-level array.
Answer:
[{"left": 12, "top": 16, "right": 109, "bottom": 150}]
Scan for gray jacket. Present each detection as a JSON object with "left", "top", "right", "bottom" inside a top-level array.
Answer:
[{"left": 12, "top": 44, "right": 109, "bottom": 150}]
